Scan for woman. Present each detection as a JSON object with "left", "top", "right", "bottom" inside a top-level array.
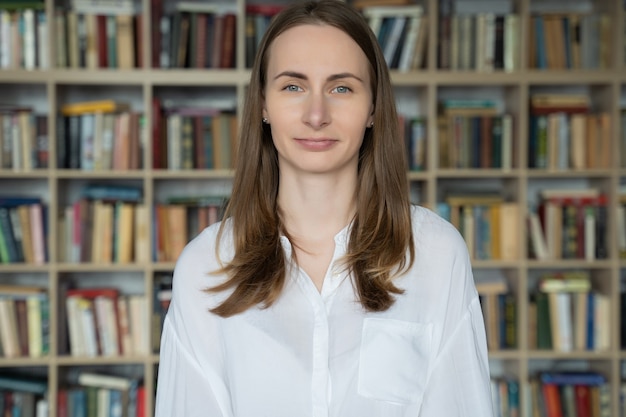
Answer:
[{"left": 155, "top": 1, "right": 494, "bottom": 416}]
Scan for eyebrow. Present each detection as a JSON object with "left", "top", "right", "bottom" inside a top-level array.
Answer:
[{"left": 273, "top": 71, "right": 364, "bottom": 83}]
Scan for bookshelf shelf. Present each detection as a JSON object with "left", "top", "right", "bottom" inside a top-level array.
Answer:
[{"left": 0, "top": 0, "right": 624, "bottom": 415}]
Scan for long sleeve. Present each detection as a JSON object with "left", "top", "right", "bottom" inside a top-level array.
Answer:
[
  {"left": 155, "top": 317, "right": 227, "bottom": 417},
  {"left": 154, "top": 226, "right": 233, "bottom": 417},
  {"left": 418, "top": 297, "right": 494, "bottom": 417}
]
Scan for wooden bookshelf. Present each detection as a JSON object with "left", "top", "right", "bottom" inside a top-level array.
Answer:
[{"left": 0, "top": 0, "right": 625, "bottom": 416}]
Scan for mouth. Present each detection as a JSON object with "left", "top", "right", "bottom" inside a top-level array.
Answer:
[{"left": 294, "top": 138, "right": 338, "bottom": 150}]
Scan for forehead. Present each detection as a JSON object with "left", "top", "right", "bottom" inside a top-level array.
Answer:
[{"left": 266, "top": 24, "right": 369, "bottom": 75}]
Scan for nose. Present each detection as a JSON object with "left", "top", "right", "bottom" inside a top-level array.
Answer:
[{"left": 301, "top": 91, "right": 330, "bottom": 129}]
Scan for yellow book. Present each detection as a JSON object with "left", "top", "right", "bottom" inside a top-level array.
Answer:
[{"left": 61, "top": 100, "right": 129, "bottom": 116}]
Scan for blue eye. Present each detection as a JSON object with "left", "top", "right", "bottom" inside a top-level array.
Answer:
[
  {"left": 285, "top": 85, "right": 302, "bottom": 92},
  {"left": 333, "top": 86, "right": 351, "bottom": 94}
]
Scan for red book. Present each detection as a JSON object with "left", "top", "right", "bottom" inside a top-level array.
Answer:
[
  {"left": 136, "top": 385, "right": 146, "bottom": 417},
  {"left": 195, "top": 13, "right": 207, "bottom": 68},
  {"left": 96, "top": 15, "right": 108, "bottom": 68},
  {"left": 220, "top": 13, "right": 236, "bottom": 68},
  {"left": 66, "top": 288, "right": 119, "bottom": 300},
  {"left": 245, "top": 4, "right": 286, "bottom": 16},
  {"left": 574, "top": 385, "right": 592, "bottom": 417},
  {"left": 542, "top": 383, "right": 563, "bottom": 417},
  {"left": 152, "top": 97, "right": 162, "bottom": 169},
  {"left": 57, "top": 389, "right": 68, "bottom": 417}
]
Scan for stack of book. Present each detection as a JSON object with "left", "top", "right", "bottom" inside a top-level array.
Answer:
[
  {"left": 57, "top": 100, "right": 144, "bottom": 171},
  {"left": 437, "top": 99, "right": 514, "bottom": 170},
  {"left": 528, "top": 94, "right": 611, "bottom": 170},
  {"left": 0, "top": 195, "right": 47, "bottom": 264},
  {"left": 0, "top": 0, "right": 47, "bottom": 70},
  {"left": 0, "top": 105, "right": 48, "bottom": 170},
  {"left": 528, "top": 270, "right": 610, "bottom": 352}
]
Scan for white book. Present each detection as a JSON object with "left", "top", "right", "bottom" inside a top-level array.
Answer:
[
  {"left": 592, "top": 293, "right": 610, "bottom": 351},
  {"left": 97, "top": 388, "right": 110, "bottom": 417},
  {"left": 548, "top": 292, "right": 573, "bottom": 352},
  {"left": 0, "top": 11, "right": 11, "bottom": 69},
  {"left": 66, "top": 296, "right": 85, "bottom": 356},
  {"left": 78, "top": 298, "right": 98, "bottom": 357},
  {"left": 26, "top": 296, "right": 43, "bottom": 358},
  {"left": 397, "top": 14, "right": 422, "bottom": 72},
  {"left": 78, "top": 372, "right": 134, "bottom": 390},
  {"left": 483, "top": 13, "right": 495, "bottom": 72},
  {"left": 503, "top": 14, "right": 518, "bottom": 72},
  {"left": 22, "top": 9, "right": 36, "bottom": 70},
  {"left": 167, "top": 114, "right": 182, "bottom": 170},
  {"left": 37, "top": 11, "right": 48, "bottom": 69},
  {"left": 528, "top": 211, "right": 549, "bottom": 260},
  {"left": 382, "top": 16, "right": 407, "bottom": 67}
]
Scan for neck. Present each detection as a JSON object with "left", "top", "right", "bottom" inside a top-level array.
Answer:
[{"left": 278, "top": 172, "right": 357, "bottom": 240}]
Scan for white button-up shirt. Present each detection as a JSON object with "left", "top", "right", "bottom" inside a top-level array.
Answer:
[{"left": 155, "top": 206, "right": 494, "bottom": 417}]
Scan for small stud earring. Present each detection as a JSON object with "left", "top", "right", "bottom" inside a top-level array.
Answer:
[
  {"left": 262, "top": 117, "right": 269, "bottom": 124},
  {"left": 368, "top": 121, "right": 374, "bottom": 128}
]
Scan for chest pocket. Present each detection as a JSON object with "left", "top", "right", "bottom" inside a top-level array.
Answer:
[{"left": 358, "top": 318, "right": 433, "bottom": 405}]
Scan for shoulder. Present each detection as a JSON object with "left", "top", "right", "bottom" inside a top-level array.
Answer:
[
  {"left": 176, "top": 219, "right": 233, "bottom": 270},
  {"left": 170, "top": 220, "right": 234, "bottom": 307},
  {"left": 409, "top": 204, "right": 468, "bottom": 258}
]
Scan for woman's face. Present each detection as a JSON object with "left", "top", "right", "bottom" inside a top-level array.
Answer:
[{"left": 263, "top": 24, "right": 374, "bottom": 178}]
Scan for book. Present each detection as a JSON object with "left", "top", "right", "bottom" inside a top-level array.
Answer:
[{"left": 60, "top": 100, "right": 130, "bottom": 116}]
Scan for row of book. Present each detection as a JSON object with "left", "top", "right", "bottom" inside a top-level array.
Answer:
[
  {"left": 437, "top": 100, "right": 514, "bottom": 170},
  {"left": 529, "top": 271, "right": 610, "bottom": 352},
  {"left": 437, "top": 0, "right": 519, "bottom": 72},
  {"left": 437, "top": 197, "right": 520, "bottom": 261},
  {"left": 152, "top": 2, "right": 236, "bottom": 69},
  {"left": 64, "top": 287, "right": 149, "bottom": 357},
  {"left": 59, "top": 185, "right": 148, "bottom": 264},
  {"left": 527, "top": 189, "right": 608, "bottom": 261},
  {"left": 529, "top": 94, "right": 611, "bottom": 171},
  {"left": 243, "top": 3, "right": 285, "bottom": 68},
  {"left": 0, "top": 109, "right": 48, "bottom": 171},
  {"left": 490, "top": 378, "right": 519, "bottom": 417},
  {"left": 0, "top": 197, "right": 47, "bottom": 264},
  {"left": 57, "top": 100, "right": 144, "bottom": 171},
  {"left": 528, "top": 372, "right": 610, "bottom": 417},
  {"left": 529, "top": 13, "right": 612, "bottom": 70},
  {"left": 0, "top": 285, "right": 49, "bottom": 358},
  {"left": 0, "top": 7, "right": 48, "bottom": 70},
  {"left": 155, "top": 107, "right": 237, "bottom": 171},
  {"left": 400, "top": 116, "right": 426, "bottom": 171},
  {"left": 476, "top": 278, "right": 517, "bottom": 350},
  {"left": 154, "top": 196, "right": 225, "bottom": 263},
  {"left": 363, "top": 5, "right": 428, "bottom": 71},
  {"left": 491, "top": 372, "right": 613, "bottom": 417},
  {"left": 0, "top": 374, "right": 48, "bottom": 417},
  {"left": 54, "top": 9, "right": 140, "bottom": 69},
  {"left": 439, "top": 13, "right": 519, "bottom": 72},
  {"left": 57, "top": 370, "right": 145, "bottom": 417}
]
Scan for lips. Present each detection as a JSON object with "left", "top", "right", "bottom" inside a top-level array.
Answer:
[{"left": 294, "top": 137, "right": 338, "bottom": 151}]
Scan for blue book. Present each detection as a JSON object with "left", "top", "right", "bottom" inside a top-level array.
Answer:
[
  {"left": 539, "top": 371, "right": 606, "bottom": 386},
  {"left": 535, "top": 15, "right": 547, "bottom": 69},
  {"left": 0, "top": 376, "right": 47, "bottom": 394}
]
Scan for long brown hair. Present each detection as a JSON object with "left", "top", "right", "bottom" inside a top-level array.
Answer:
[{"left": 209, "top": 0, "right": 414, "bottom": 317}]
